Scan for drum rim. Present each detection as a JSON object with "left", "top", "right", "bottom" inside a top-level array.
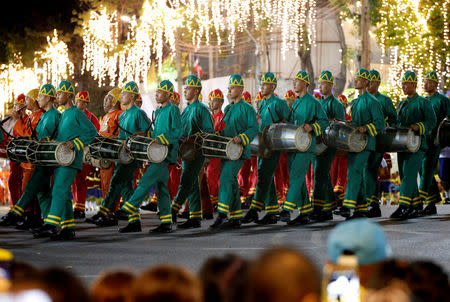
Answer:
[
  {"left": 406, "top": 128, "right": 421, "bottom": 153},
  {"left": 225, "top": 140, "right": 243, "bottom": 160},
  {"left": 54, "top": 143, "right": 76, "bottom": 166},
  {"left": 348, "top": 129, "right": 368, "bottom": 153},
  {"left": 147, "top": 140, "right": 168, "bottom": 163},
  {"left": 294, "top": 126, "right": 312, "bottom": 152}
]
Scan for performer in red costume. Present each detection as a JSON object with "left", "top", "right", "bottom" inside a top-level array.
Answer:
[{"left": 71, "top": 91, "right": 100, "bottom": 220}]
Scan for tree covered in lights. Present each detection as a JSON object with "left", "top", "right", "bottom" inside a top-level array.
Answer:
[{"left": 372, "top": 0, "right": 450, "bottom": 103}]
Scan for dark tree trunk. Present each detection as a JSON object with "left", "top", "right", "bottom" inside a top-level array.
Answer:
[
  {"left": 334, "top": 12, "right": 347, "bottom": 95},
  {"left": 298, "top": 47, "right": 315, "bottom": 93}
]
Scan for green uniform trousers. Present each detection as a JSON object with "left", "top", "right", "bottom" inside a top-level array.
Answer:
[
  {"left": 11, "top": 166, "right": 53, "bottom": 218},
  {"left": 44, "top": 166, "right": 78, "bottom": 230},
  {"left": 122, "top": 162, "right": 171, "bottom": 224},
  {"left": 251, "top": 151, "right": 281, "bottom": 215},
  {"left": 217, "top": 159, "right": 244, "bottom": 220},
  {"left": 99, "top": 161, "right": 139, "bottom": 215},
  {"left": 419, "top": 142, "right": 441, "bottom": 205},
  {"left": 398, "top": 151, "right": 425, "bottom": 207},
  {"left": 171, "top": 156, "right": 205, "bottom": 220},
  {"left": 343, "top": 151, "right": 370, "bottom": 212},
  {"left": 365, "top": 152, "right": 384, "bottom": 206},
  {"left": 312, "top": 148, "right": 336, "bottom": 211},
  {"left": 282, "top": 152, "right": 314, "bottom": 215}
]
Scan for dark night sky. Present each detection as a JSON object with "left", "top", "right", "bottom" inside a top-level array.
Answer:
[{"left": 0, "top": 0, "right": 84, "bottom": 63}]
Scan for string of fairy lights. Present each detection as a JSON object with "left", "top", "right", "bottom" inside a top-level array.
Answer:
[{"left": 81, "top": 0, "right": 318, "bottom": 87}]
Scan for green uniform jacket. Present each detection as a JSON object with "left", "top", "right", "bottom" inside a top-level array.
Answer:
[
  {"left": 427, "top": 92, "right": 449, "bottom": 136},
  {"left": 397, "top": 93, "right": 437, "bottom": 151},
  {"left": 319, "top": 95, "right": 345, "bottom": 121},
  {"left": 118, "top": 105, "right": 151, "bottom": 140},
  {"left": 152, "top": 103, "right": 182, "bottom": 164},
  {"left": 55, "top": 106, "right": 98, "bottom": 170},
  {"left": 258, "top": 94, "right": 291, "bottom": 131},
  {"left": 36, "top": 107, "right": 61, "bottom": 141},
  {"left": 221, "top": 99, "right": 259, "bottom": 160},
  {"left": 373, "top": 92, "right": 397, "bottom": 126},
  {"left": 181, "top": 100, "right": 214, "bottom": 136},
  {"left": 288, "top": 93, "right": 329, "bottom": 153},
  {"left": 350, "top": 92, "right": 384, "bottom": 151}
]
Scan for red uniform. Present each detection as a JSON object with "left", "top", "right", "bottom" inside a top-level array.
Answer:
[
  {"left": 274, "top": 152, "right": 289, "bottom": 203},
  {"left": 72, "top": 109, "right": 100, "bottom": 211},
  {"left": 206, "top": 111, "right": 224, "bottom": 204}
]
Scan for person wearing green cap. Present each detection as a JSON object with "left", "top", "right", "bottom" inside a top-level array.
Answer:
[
  {"left": 310, "top": 71, "right": 345, "bottom": 222},
  {"left": 33, "top": 80, "right": 98, "bottom": 240},
  {"left": 277, "top": 70, "right": 329, "bottom": 225},
  {"left": 366, "top": 69, "right": 398, "bottom": 217},
  {"left": 334, "top": 68, "right": 384, "bottom": 220},
  {"left": 118, "top": 80, "right": 182, "bottom": 233},
  {"left": 210, "top": 74, "right": 259, "bottom": 230},
  {"left": 242, "top": 72, "right": 290, "bottom": 225},
  {"left": 418, "top": 71, "right": 448, "bottom": 215},
  {"left": 86, "top": 81, "right": 150, "bottom": 228},
  {"left": 390, "top": 71, "right": 436, "bottom": 220},
  {"left": 0, "top": 84, "right": 61, "bottom": 229},
  {"left": 170, "top": 75, "right": 214, "bottom": 229}
]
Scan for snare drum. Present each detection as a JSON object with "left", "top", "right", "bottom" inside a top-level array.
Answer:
[
  {"left": 376, "top": 127, "right": 421, "bottom": 153},
  {"left": 83, "top": 146, "right": 112, "bottom": 169},
  {"left": 263, "top": 123, "right": 312, "bottom": 152},
  {"left": 323, "top": 121, "right": 367, "bottom": 153},
  {"left": 126, "top": 135, "right": 168, "bottom": 163},
  {"left": 198, "top": 133, "right": 243, "bottom": 160},
  {"left": 6, "top": 138, "right": 75, "bottom": 166},
  {"left": 250, "top": 132, "right": 272, "bottom": 158},
  {"left": 88, "top": 136, "right": 133, "bottom": 164}
]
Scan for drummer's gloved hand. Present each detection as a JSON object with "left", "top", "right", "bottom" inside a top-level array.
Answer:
[
  {"left": 303, "top": 124, "right": 313, "bottom": 133},
  {"left": 232, "top": 136, "right": 242, "bottom": 145},
  {"left": 357, "top": 126, "right": 367, "bottom": 133}
]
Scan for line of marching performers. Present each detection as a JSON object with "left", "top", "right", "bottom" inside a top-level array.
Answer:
[{"left": 0, "top": 68, "right": 448, "bottom": 240}]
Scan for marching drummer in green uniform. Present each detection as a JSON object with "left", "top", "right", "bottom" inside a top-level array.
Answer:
[
  {"left": 170, "top": 75, "right": 214, "bottom": 229},
  {"left": 419, "top": 71, "right": 448, "bottom": 215},
  {"left": 0, "top": 84, "right": 61, "bottom": 227},
  {"left": 210, "top": 74, "right": 259, "bottom": 230},
  {"left": 310, "top": 71, "right": 345, "bottom": 221},
  {"left": 391, "top": 71, "right": 437, "bottom": 219},
  {"left": 366, "top": 69, "right": 398, "bottom": 217},
  {"left": 87, "top": 81, "right": 150, "bottom": 227},
  {"left": 334, "top": 69, "right": 384, "bottom": 219},
  {"left": 242, "top": 72, "right": 291, "bottom": 225},
  {"left": 34, "top": 80, "right": 98, "bottom": 240},
  {"left": 120, "top": 80, "right": 182, "bottom": 233},
  {"left": 278, "top": 71, "right": 329, "bottom": 225}
]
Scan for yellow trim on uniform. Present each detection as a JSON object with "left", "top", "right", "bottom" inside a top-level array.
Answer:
[
  {"left": 44, "top": 218, "right": 60, "bottom": 225},
  {"left": 75, "top": 138, "right": 84, "bottom": 149},
  {"left": 47, "top": 215, "right": 61, "bottom": 220},
  {"left": 72, "top": 139, "right": 81, "bottom": 151}
]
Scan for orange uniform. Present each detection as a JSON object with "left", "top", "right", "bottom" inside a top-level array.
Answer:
[{"left": 98, "top": 109, "right": 123, "bottom": 201}]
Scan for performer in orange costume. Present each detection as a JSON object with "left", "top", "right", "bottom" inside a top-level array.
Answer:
[
  {"left": 330, "top": 94, "right": 350, "bottom": 206},
  {"left": 71, "top": 91, "right": 100, "bottom": 219},
  {"left": 98, "top": 88, "right": 123, "bottom": 212}
]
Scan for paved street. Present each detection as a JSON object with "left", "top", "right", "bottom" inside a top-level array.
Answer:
[{"left": 1, "top": 205, "right": 449, "bottom": 284}]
